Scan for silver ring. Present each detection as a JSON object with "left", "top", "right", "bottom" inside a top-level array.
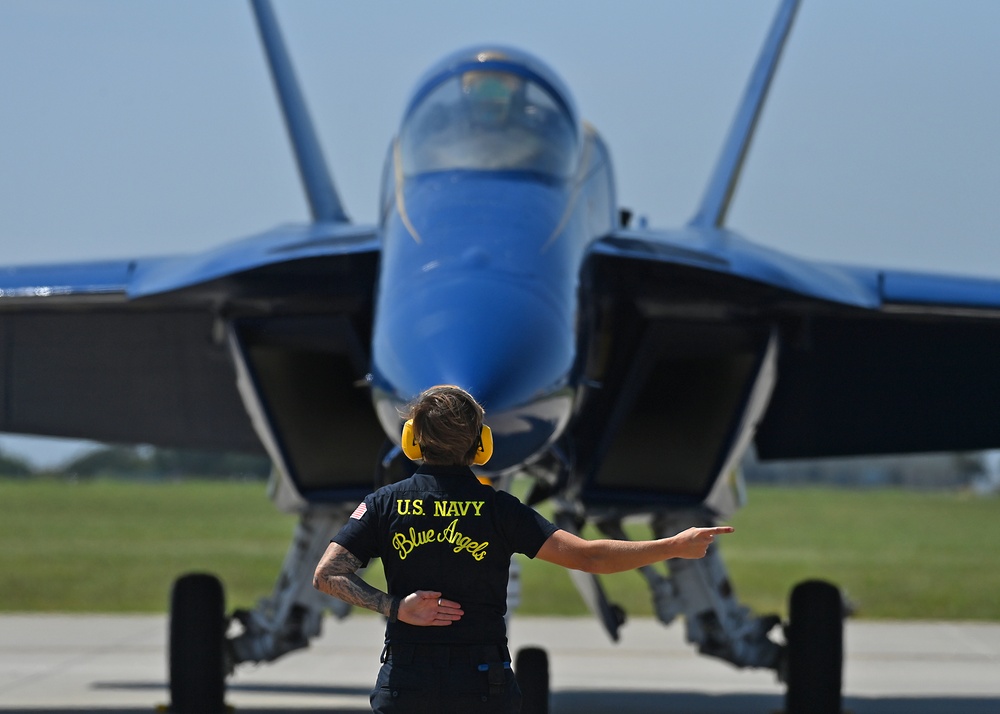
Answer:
[{"left": 438, "top": 598, "right": 442, "bottom": 607}]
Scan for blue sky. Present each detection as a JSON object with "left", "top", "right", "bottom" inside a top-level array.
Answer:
[{"left": 1, "top": 0, "right": 998, "bottom": 466}]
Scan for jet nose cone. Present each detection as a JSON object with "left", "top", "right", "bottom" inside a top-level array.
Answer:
[
  {"left": 372, "top": 275, "right": 576, "bottom": 467},
  {"left": 378, "top": 277, "right": 573, "bottom": 410}
]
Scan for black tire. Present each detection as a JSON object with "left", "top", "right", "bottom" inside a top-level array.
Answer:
[
  {"left": 169, "top": 573, "right": 227, "bottom": 714},
  {"left": 514, "top": 646, "right": 549, "bottom": 714},
  {"left": 785, "top": 579, "right": 843, "bottom": 714}
]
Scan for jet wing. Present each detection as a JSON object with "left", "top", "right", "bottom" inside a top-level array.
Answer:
[
  {"left": 587, "top": 227, "right": 1000, "bottom": 467},
  {"left": 758, "top": 264, "right": 1000, "bottom": 460},
  {"left": 592, "top": 226, "right": 882, "bottom": 309},
  {"left": 0, "top": 222, "right": 378, "bottom": 455}
]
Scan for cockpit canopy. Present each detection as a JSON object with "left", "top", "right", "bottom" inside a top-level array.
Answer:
[{"left": 399, "top": 49, "right": 579, "bottom": 180}]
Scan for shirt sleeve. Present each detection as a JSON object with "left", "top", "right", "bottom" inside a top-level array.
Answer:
[
  {"left": 495, "top": 491, "right": 560, "bottom": 558},
  {"left": 331, "top": 493, "right": 381, "bottom": 566}
]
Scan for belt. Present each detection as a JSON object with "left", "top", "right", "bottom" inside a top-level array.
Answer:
[{"left": 382, "top": 642, "right": 511, "bottom": 666}]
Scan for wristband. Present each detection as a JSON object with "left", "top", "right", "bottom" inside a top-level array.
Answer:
[{"left": 388, "top": 596, "right": 400, "bottom": 623}]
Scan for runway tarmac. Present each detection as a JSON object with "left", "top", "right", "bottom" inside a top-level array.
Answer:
[{"left": 1, "top": 614, "right": 998, "bottom": 713}]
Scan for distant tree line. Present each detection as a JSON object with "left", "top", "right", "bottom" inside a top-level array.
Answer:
[
  {"left": 0, "top": 450, "right": 33, "bottom": 477},
  {"left": 743, "top": 448, "right": 988, "bottom": 490},
  {"left": 0, "top": 444, "right": 271, "bottom": 479}
]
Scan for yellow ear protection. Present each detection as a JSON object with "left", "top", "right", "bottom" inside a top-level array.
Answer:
[{"left": 401, "top": 419, "right": 494, "bottom": 465}]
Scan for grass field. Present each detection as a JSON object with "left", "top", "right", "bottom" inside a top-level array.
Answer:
[{"left": 1, "top": 477, "right": 998, "bottom": 620}]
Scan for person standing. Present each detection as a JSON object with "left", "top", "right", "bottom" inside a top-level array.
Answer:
[{"left": 314, "top": 385, "right": 732, "bottom": 713}]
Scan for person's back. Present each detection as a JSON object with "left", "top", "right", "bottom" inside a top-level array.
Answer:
[
  {"left": 356, "top": 466, "right": 550, "bottom": 645},
  {"left": 314, "top": 384, "right": 732, "bottom": 713}
]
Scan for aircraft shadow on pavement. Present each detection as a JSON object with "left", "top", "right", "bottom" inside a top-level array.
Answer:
[
  {"left": 7, "top": 684, "right": 996, "bottom": 714},
  {"left": 90, "top": 680, "right": 371, "bottom": 698},
  {"left": 553, "top": 690, "right": 1000, "bottom": 714}
]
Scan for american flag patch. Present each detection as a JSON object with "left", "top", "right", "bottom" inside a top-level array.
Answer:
[{"left": 350, "top": 502, "right": 367, "bottom": 520}]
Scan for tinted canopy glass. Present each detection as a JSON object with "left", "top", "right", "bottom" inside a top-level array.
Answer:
[{"left": 400, "top": 70, "right": 577, "bottom": 179}]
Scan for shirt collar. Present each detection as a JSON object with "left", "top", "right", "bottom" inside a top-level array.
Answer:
[{"left": 415, "top": 464, "right": 476, "bottom": 478}]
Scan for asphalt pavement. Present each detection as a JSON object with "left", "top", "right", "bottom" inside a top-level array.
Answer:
[{"left": 1, "top": 614, "right": 998, "bottom": 713}]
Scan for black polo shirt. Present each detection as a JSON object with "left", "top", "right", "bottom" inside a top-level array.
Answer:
[{"left": 332, "top": 464, "right": 559, "bottom": 645}]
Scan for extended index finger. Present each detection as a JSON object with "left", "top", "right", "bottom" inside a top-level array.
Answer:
[{"left": 705, "top": 526, "right": 734, "bottom": 535}]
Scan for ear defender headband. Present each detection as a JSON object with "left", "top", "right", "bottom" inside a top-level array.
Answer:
[{"left": 401, "top": 419, "right": 494, "bottom": 466}]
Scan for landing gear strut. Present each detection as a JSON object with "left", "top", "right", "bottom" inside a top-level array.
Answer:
[
  {"left": 167, "top": 509, "right": 351, "bottom": 713},
  {"left": 575, "top": 511, "right": 845, "bottom": 709}
]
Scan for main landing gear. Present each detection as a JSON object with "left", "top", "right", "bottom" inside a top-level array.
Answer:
[
  {"left": 169, "top": 574, "right": 227, "bottom": 714},
  {"left": 508, "top": 577, "right": 844, "bottom": 714},
  {"left": 167, "top": 509, "right": 351, "bottom": 714},
  {"left": 550, "top": 509, "right": 845, "bottom": 714},
  {"left": 784, "top": 579, "right": 844, "bottom": 714}
]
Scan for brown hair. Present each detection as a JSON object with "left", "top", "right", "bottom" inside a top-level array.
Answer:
[{"left": 404, "top": 385, "right": 484, "bottom": 465}]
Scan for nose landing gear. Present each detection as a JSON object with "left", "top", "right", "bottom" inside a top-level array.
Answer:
[{"left": 515, "top": 646, "right": 550, "bottom": 714}]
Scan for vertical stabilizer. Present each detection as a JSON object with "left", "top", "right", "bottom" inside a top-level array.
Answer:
[
  {"left": 689, "top": 0, "right": 800, "bottom": 229},
  {"left": 251, "top": 0, "right": 350, "bottom": 223}
]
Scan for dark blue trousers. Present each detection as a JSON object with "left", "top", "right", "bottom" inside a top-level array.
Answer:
[{"left": 370, "top": 644, "right": 521, "bottom": 713}]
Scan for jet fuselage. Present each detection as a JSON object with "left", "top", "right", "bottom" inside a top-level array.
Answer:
[{"left": 369, "top": 46, "right": 615, "bottom": 470}]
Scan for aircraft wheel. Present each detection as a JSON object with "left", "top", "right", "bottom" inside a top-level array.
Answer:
[
  {"left": 514, "top": 646, "right": 549, "bottom": 714},
  {"left": 169, "top": 573, "right": 228, "bottom": 714},
  {"left": 785, "top": 579, "right": 843, "bottom": 714}
]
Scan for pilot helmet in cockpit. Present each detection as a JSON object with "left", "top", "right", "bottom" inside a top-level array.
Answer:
[{"left": 460, "top": 71, "right": 525, "bottom": 126}]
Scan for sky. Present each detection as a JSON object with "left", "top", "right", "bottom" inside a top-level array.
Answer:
[{"left": 1, "top": 0, "right": 998, "bottom": 467}]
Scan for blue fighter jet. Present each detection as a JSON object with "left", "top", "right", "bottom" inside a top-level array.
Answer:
[{"left": 2, "top": 1, "right": 999, "bottom": 712}]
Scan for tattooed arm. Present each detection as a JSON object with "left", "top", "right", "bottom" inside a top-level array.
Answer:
[
  {"left": 313, "top": 542, "right": 392, "bottom": 616},
  {"left": 313, "top": 542, "right": 464, "bottom": 626}
]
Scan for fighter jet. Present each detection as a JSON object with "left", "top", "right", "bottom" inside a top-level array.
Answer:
[{"left": 2, "top": 1, "right": 999, "bottom": 712}]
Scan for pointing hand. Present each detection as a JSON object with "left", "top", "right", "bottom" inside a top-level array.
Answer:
[{"left": 672, "top": 526, "right": 734, "bottom": 559}]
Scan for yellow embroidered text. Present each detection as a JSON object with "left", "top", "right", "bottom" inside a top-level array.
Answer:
[{"left": 391, "top": 518, "right": 488, "bottom": 561}]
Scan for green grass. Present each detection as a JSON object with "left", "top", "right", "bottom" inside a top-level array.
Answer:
[
  {"left": 722, "top": 487, "right": 1000, "bottom": 620},
  {"left": 0, "top": 478, "right": 294, "bottom": 612},
  {"left": 1, "top": 478, "right": 998, "bottom": 620}
]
